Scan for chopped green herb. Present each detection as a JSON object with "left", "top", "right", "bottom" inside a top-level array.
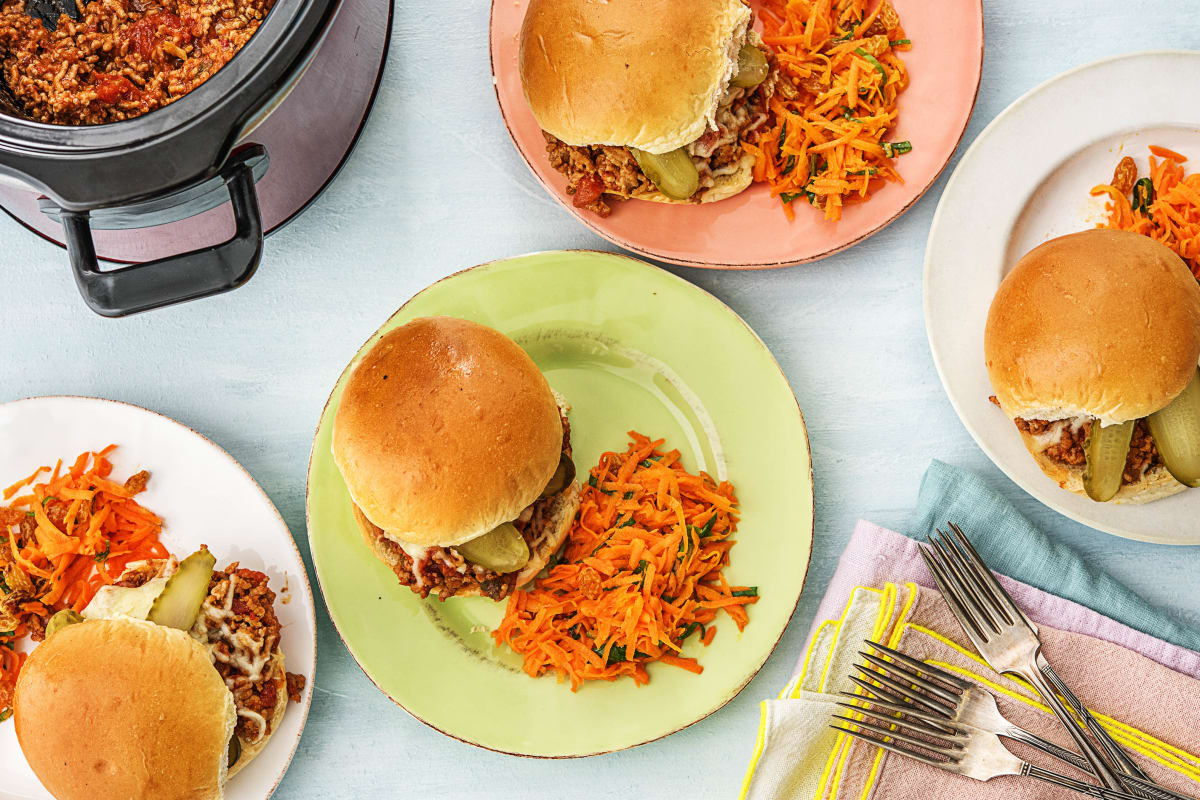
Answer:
[
  {"left": 587, "top": 475, "right": 598, "bottom": 488},
  {"left": 0, "top": 708, "right": 11, "bottom": 722},
  {"left": 696, "top": 516, "right": 717, "bottom": 538},
  {"left": 25, "top": 511, "right": 34, "bottom": 519},
  {"left": 853, "top": 47, "right": 888, "bottom": 87},
  {"left": 776, "top": 121, "right": 788, "bottom": 151},
  {"left": 732, "top": 587, "right": 759, "bottom": 598},
  {"left": 781, "top": 154, "right": 797, "bottom": 176},
  {"left": 681, "top": 621, "right": 706, "bottom": 641},
  {"left": 889, "top": 39, "right": 911, "bottom": 46},
  {"left": 42, "top": 496, "right": 54, "bottom": 507},
  {"left": 882, "top": 140, "right": 913, "bottom": 158},
  {"left": 0, "top": 640, "right": 12, "bottom": 651},
  {"left": 809, "top": 154, "right": 823, "bottom": 177},
  {"left": 841, "top": 105, "right": 856, "bottom": 120},
  {"left": 847, "top": 168, "right": 879, "bottom": 176},
  {"left": 1133, "top": 177, "right": 1155, "bottom": 213},
  {"left": 618, "top": 517, "right": 636, "bottom": 528},
  {"left": 0, "top": 630, "right": 14, "bottom": 638},
  {"left": 623, "top": 492, "right": 634, "bottom": 501},
  {"left": 780, "top": 192, "right": 803, "bottom": 205},
  {"left": 597, "top": 644, "right": 647, "bottom": 665},
  {"left": 633, "top": 559, "right": 651, "bottom": 575},
  {"left": 93, "top": 540, "right": 111, "bottom": 563}
]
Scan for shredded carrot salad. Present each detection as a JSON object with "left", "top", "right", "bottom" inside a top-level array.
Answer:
[
  {"left": 0, "top": 446, "right": 168, "bottom": 720},
  {"left": 746, "top": 0, "right": 912, "bottom": 221},
  {"left": 493, "top": 433, "right": 756, "bottom": 691},
  {"left": 1091, "top": 146, "right": 1200, "bottom": 278}
]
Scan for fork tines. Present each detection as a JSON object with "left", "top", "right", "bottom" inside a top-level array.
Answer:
[{"left": 830, "top": 638, "right": 978, "bottom": 766}]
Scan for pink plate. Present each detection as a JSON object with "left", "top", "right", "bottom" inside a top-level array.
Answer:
[{"left": 490, "top": 0, "right": 983, "bottom": 269}]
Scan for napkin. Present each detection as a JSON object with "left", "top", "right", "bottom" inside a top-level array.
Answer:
[{"left": 740, "top": 462, "right": 1200, "bottom": 800}]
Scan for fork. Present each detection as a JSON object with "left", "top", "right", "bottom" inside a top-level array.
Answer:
[
  {"left": 851, "top": 639, "right": 1196, "bottom": 800},
  {"left": 926, "top": 523, "right": 1158, "bottom": 789},
  {"left": 918, "top": 523, "right": 1138, "bottom": 793},
  {"left": 830, "top": 691, "right": 1149, "bottom": 799}
]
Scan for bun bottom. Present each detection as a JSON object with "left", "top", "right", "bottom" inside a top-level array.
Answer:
[
  {"left": 1019, "top": 430, "right": 1188, "bottom": 504},
  {"left": 227, "top": 654, "right": 290, "bottom": 779},
  {"left": 355, "top": 481, "right": 580, "bottom": 599},
  {"left": 631, "top": 154, "right": 755, "bottom": 206}
]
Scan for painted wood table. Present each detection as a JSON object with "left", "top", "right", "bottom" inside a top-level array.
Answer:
[{"left": 3, "top": 1, "right": 1200, "bottom": 797}]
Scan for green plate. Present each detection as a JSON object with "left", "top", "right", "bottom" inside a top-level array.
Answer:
[{"left": 306, "top": 251, "right": 813, "bottom": 757}]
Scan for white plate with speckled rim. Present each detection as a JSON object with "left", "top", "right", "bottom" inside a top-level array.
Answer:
[
  {"left": 0, "top": 396, "right": 316, "bottom": 800},
  {"left": 925, "top": 51, "right": 1200, "bottom": 545}
]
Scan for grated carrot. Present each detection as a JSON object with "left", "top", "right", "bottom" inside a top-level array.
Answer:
[
  {"left": 749, "top": 0, "right": 912, "bottom": 221},
  {"left": 493, "top": 433, "right": 756, "bottom": 691},
  {"left": 0, "top": 447, "right": 167, "bottom": 719},
  {"left": 1091, "top": 147, "right": 1200, "bottom": 278}
]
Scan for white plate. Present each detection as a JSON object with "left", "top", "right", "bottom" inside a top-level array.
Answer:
[
  {"left": 925, "top": 50, "right": 1200, "bottom": 545},
  {"left": 0, "top": 397, "right": 316, "bottom": 799}
]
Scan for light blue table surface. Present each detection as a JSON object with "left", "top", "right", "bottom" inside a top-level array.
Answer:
[{"left": 5, "top": 2, "right": 1200, "bottom": 797}]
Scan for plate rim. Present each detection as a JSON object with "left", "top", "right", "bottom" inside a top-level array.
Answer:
[
  {"left": 0, "top": 394, "right": 318, "bottom": 797},
  {"left": 487, "top": 0, "right": 985, "bottom": 270},
  {"left": 923, "top": 49, "right": 1200, "bottom": 546},
  {"left": 304, "top": 248, "right": 815, "bottom": 757}
]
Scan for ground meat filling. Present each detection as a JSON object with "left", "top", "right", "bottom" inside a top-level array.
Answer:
[
  {"left": 0, "top": 0, "right": 274, "bottom": 125},
  {"left": 1014, "top": 416, "right": 1161, "bottom": 485},
  {"left": 542, "top": 43, "right": 774, "bottom": 217},
  {"left": 376, "top": 413, "right": 574, "bottom": 602},
  {"left": 198, "top": 564, "right": 288, "bottom": 743}
]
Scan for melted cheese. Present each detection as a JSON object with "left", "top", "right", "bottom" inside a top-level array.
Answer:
[
  {"left": 237, "top": 708, "right": 268, "bottom": 744},
  {"left": 200, "top": 574, "right": 273, "bottom": 687}
]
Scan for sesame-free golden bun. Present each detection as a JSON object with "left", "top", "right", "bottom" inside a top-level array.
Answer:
[
  {"left": 14, "top": 618, "right": 236, "bottom": 800},
  {"left": 519, "top": 0, "right": 752, "bottom": 155},
  {"left": 985, "top": 229, "right": 1200, "bottom": 426},
  {"left": 332, "top": 316, "right": 565, "bottom": 548}
]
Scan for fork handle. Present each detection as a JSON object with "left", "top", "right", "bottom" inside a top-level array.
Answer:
[
  {"left": 1039, "top": 656, "right": 1152, "bottom": 781},
  {"left": 1016, "top": 661, "right": 1128, "bottom": 791},
  {"left": 1024, "top": 764, "right": 1169, "bottom": 800},
  {"left": 1007, "top": 728, "right": 1197, "bottom": 800}
]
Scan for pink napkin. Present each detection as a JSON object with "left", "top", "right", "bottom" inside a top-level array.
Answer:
[{"left": 802, "top": 522, "right": 1200, "bottom": 799}]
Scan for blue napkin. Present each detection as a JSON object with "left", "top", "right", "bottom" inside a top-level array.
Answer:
[{"left": 907, "top": 460, "right": 1200, "bottom": 653}]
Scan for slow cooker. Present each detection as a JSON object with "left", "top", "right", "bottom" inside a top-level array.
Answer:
[{"left": 0, "top": 0, "right": 391, "bottom": 316}]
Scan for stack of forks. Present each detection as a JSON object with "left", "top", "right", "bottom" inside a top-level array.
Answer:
[{"left": 830, "top": 523, "right": 1196, "bottom": 800}]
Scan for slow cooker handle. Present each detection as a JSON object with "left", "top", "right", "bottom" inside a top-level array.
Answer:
[{"left": 61, "top": 146, "right": 266, "bottom": 318}]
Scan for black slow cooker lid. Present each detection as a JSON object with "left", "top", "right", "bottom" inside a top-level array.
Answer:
[{"left": 0, "top": 0, "right": 340, "bottom": 211}]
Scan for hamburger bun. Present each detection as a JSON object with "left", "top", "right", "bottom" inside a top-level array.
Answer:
[
  {"left": 15, "top": 618, "right": 236, "bottom": 800},
  {"left": 227, "top": 653, "right": 290, "bottom": 778},
  {"left": 986, "top": 229, "right": 1200, "bottom": 425},
  {"left": 519, "top": 0, "right": 752, "bottom": 155},
  {"left": 332, "top": 316, "right": 565, "bottom": 548},
  {"left": 985, "top": 228, "right": 1200, "bottom": 502}
]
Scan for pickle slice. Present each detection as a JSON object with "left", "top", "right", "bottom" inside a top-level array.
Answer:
[
  {"left": 147, "top": 548, "right": 216, "bottom": 630},
  {"left": 630, "top": 148, "right": 700, "bottom": 201},
  {"left": 228, "top": 735, "right": 242, "bottom": 769},
  {"left": 1148, "top": 369, "right": 1200, "bottom": 487},
  {"left": 455, "top": 523, "right": 530, "bottom": 574},
  {"left": 731, "top": 44, "right": 769, "bottom": 88},
  {"left": 540, "top": 454, "right": 576, "bottom": 498},
  {"left": 44, "top": 609, "right": 83, "bottom": 638},
  {"left": 1082, "top": 419, "right": 1134, "bottom": 502}
]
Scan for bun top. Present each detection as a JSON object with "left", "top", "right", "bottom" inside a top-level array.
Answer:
[
  {"left": 519, "top": 0, "right": 751, "bottom": 154},
  {"left": 332, "top": 316, "right": 563, "bottom": 547},
  {"left": 15, "top": 618, "right": 236, "bottom": 800},
  {"left": 985, "top": 229, "right": 1200, "bottom": 424}
]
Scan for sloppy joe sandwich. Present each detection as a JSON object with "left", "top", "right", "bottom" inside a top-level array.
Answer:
[
  {"left": 14, "top": 546, "right": 302, "bottom": 798},
  {"left": 519, "top": 0, "right": 775, "bottom": 216},
  {"left": 985, "top": 228, "right": 1200, "bottom": 503},
  {"left": 332, "top": 316, "right": 581, "bottom": 600}
]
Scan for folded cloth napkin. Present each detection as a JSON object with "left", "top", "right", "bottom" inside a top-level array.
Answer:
[{"left": 740, "top": 462, "right": 1200, "bottom": 800}]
